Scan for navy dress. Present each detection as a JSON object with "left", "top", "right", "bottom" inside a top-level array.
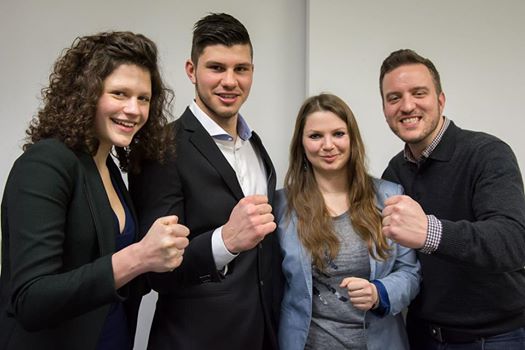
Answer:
[{"left": 96, "top": 176, "right": 136, "bottom": 350}]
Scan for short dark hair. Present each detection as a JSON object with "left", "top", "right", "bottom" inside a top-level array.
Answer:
[
  {"left": 379, "top": 49, "right": 442, "bottom": 98},
  {"left": 191, "top": 12, "right": 253, "bottom": 64},
  {"left": 25, "top": 31, "right": 174, "bottom": 173}
]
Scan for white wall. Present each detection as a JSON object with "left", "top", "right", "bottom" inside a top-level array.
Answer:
[
  {"left": 308, "top": 0, "right": 525, "bottom": 179},
  {"left": 2, "top": 0, "right": 524, "bottom": 348},
  {"left": 0, "top": 1, "right": 306, "bottom": 349},
  {"left": 0, "top": 0, "right": 306, "bottom": 190}
]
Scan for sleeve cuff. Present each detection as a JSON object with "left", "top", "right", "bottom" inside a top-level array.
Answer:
[
  {"left": 419, "top": 215, "right": 442, "bottom": 254},
  {"left": 211, "top": 227, "right": 238, "bottom": 270},
  {"left": 370, "top": 279, "right": 390, "bottom": 317}
]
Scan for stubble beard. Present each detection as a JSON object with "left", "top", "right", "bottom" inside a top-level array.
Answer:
[{"left": 196, "top": 84, "right": 240, "bottom": 121}]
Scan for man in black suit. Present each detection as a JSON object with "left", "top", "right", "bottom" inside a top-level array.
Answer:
[{"left": 129, "top": 13, "right": 281, "bottom": 350}]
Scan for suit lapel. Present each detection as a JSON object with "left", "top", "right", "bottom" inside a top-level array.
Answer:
[
  {"left": 78, "top": 152, "right": 115, "bottom": 255},
  {"left": 181, "top": 108, "right": 245, "bottom": 200}
]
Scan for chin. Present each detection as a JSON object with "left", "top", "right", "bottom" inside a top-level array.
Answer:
[
  {"left": 216, "top": 109, "right": 239, "bottom": 119},
  {"left": 112, "top": 138, "right": 134, "bottom": 148}
]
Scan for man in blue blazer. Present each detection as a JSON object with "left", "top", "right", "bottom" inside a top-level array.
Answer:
[{"left": 129, "top": 13, "right": 281, "bottom": 350}]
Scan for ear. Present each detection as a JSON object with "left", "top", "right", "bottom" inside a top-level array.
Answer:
[
  {"left": 185, "top": 59, "right": 196, "bottom": 84},
  {"left": 438, "top": 91, "right": 446, "bottom": 115}
]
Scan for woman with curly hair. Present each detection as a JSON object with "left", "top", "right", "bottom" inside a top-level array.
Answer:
[
  {"left": 276, "top": 93, "right": 421, "bottom": 350},
  {"left": 0, "top": 31, "right": 189, "bottom": 350}
]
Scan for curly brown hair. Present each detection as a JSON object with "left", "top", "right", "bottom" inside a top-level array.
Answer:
[{"left": 25, "top": 31, "right": 174, "bottom": 172}]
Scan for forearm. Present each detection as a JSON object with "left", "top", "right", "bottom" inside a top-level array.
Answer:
[
  {"left": 112, "top": 242, "right": 151, "bottom": 289},
  {"left": 375, "top": 245, "right": 420, "bottom": 315}
]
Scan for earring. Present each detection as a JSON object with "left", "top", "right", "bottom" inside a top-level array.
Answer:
[{"left": 302, "top": 154, "right": 309, "bottom": 171}]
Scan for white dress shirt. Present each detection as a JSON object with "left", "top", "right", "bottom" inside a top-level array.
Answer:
[{"left": 189, "top": 101, "right": 268, "bottom": 269}]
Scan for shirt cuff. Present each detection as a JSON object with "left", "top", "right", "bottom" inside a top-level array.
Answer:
[
  {"left": 211, "top": 226, "right": 238, "bottom": 270},
  {"left": 370, "top": 280, "right": 390, "bottom": 317},
  {"left": 419, "top": 215, "right": 442, "bottom": 254}
]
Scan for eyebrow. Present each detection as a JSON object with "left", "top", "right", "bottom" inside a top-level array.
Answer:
[{"left": 304, "top": 127, "right": 347, "bottom": 133}]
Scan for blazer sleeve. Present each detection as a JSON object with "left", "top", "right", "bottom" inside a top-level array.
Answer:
[
  {"left": 4, "top": 141, "right": 117, "bottom": 331},
  {"left": 373, "top": 179, "right": 421, "bottom": 316},
  {"left": 375, "top": 244, "right": 420, "bottom": 316}
]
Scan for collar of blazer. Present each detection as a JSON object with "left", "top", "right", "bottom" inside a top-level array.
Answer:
[
  {"left": 179, "top": 108, "right": 243, "bottom": 201},
  {"left": 179, "top": 108, "right": 276, "bottom": 203},
  {"left": 77, "top": 152, "right": 134, "bottom": 255}
]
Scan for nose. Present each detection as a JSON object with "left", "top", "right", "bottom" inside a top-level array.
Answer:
[
  {"left": 123, "top": 97, "right": 140, "bottom": 115},
  {"left": 400, "top": 96, "right": 415, "bottom": 114},
  {"left": 322, "top": 136, "right": 334, "bottom": 150},
  {"left": 221, "top": 69, "right": 237, "bottom": 88}
]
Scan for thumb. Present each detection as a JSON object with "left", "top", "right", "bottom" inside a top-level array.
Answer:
[
  {"left": 340, "top": 277, "right": 354, "bottom": 288},
  {"left": 158, "top": 215, "right": 179, "bottom": 225},
  {"left": 243, "top": 194, "right": 269, "bottom": 205},
  {"left": 384, "top": 194, "right": 403, "bottom": 206}
]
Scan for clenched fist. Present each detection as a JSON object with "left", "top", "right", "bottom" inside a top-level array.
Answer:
[
  {"left": 340, "top": 277, "right": 378, "bottom": 311},
  {"left": 222, "top": 195, "right": 276, "bottom": 253},
  {"left": 139, "top": 215, "right": 190, "bottom": 272}
]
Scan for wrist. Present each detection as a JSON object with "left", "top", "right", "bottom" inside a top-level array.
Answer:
[
  {"left": 221, "top": 225, "right": 238, "bottom": 254},
  {"left": 111, "top": 242, "right": 146, "bottom": 289},
  {"left": 372, "top": 285, "right": 380, "bottom": 309},
  {"left": 123, "top": 242, "right": 149, "bottom": 276}
]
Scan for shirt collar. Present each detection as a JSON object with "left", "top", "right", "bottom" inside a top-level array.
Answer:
[
  {"left": 189, "top": 100, "right": 253, "bottom": 141},
  {"left": 404, "top": 116, "right": 450, "bottom": 163}
]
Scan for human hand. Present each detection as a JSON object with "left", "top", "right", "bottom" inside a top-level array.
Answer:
[
  {"left": 222, "top": 195, "right": 276, "bottom": 253},
  {"left": 381, "top": 195, "right": 427, "bottom": 249},
  {"left": 340, "top": 277, "right": 378, "bottom": 311},
  {"left": 139, "top": 215, "right": 190, "bottom": 273}
]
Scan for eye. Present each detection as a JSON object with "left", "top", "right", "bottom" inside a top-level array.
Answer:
[
  {"left": 387, "top": 95, "right": 400, "bottom": 103},
  {"left": 414, "top": 89, "right": 427, "bottom": 97},
  {"left": 138, "top": 95, "right": 151, "bottom": 103},
  {"left": 334, "top": 131, "right": 346, "bottom": 137},
  {"left": 308, "top": 133, "right": 322, "bottom": 140},
  {"left": 111, "top": 91, "right": 126, "bottom": 98},
  {"left": 235, "top": 66, "right": 250, "bottom": 73},
  {"left": 209, "top": 65, "right": 225, "bottom": 72}
]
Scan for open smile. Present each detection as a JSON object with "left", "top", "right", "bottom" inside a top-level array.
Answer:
[
  {"left": 111, "top": 118, "right": 138, "bottom": 130},
  {"left": 216, "top": 93, "right": 240, "bottom": 104}
]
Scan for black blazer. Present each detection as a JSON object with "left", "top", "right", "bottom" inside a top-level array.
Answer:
[
  {"left": 0, "top": 139, "right": 145, "bottom": 350},
  {"left": 130, "top": 108, "right": 282, "bottom": 350}
]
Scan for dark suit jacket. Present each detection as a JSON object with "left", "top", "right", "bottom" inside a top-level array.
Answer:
[
  {"left": 129, "top": 108, "right": 282, "bottom": 350},
  {"left": 0, "top": 139, "right": 145, "bottom": 350}
]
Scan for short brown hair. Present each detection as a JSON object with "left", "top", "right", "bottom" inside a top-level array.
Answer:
[
  {"left": 190, "top": 13, "right": 253, "bottom": 64},
  {"left": 379, "top": 49, "right": 442, "bottom": 98}
]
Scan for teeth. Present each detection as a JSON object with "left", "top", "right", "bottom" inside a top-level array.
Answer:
[
  {"left": 113, "top": 119, "right": 135, "bottom": 128},
  {"left": 402, "top": 117, "right": 419, "bottom": 124},
  {"left": 220, "top": 94, "right": 236, "bottom": 98}
]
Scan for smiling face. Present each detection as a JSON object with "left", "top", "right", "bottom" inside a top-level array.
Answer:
[
  {"left": 302, "top": 110, "right": 350, "bottom": 178},
  {"left": 94, "top": 64, "right": 151, "bottom": 156},
  {"left": 382, "top": 63, "right": 445, "bottom": 158},
  {"left": 185, "top": 44, "right": 253, "bottom": 134}
]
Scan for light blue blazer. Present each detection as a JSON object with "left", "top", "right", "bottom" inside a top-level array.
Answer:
[{"left": 276, "top": 179, "right": 421, "bottom": 350}]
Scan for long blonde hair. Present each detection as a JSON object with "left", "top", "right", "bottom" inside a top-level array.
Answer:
[{"left": 284, "top": 93, "right": 390, "bottom": 269}]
